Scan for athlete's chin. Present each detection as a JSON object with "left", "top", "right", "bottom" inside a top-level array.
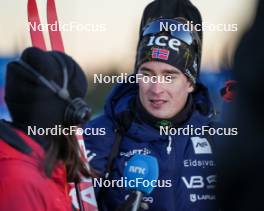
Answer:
[{"left": 147, "top": 107, "right": 175, "bottom": 119}]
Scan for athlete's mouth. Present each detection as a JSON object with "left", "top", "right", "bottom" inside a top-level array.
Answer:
[{"left": 149, "top": 99, "right": 167, "bottom": 108}]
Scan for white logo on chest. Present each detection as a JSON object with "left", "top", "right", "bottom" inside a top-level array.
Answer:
[{"left": 191, "top": 137, "right": 212, "bottom": 154}]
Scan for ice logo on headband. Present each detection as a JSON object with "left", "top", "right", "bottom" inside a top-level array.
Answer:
[{"left": 147, "top": 35, "right": 181, "bottom": 52}]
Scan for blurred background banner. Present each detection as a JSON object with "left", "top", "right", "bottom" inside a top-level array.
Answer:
[
  {"left": 0, "top": 0, "right": 258, "bottom": 118},
  {"left": 0, "top": 56, "right": 16, "bottom": 120}
]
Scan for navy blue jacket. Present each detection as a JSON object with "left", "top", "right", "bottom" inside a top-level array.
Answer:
[{"left": 83, "top": 81, "right": 218, "bottom": 211}]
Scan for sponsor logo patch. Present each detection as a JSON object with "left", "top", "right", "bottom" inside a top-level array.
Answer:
[
  {"left": 182, "top": 175, "right": 216, "bottom": 189},
  {"left": 120, "top": 148, "right": 151, "bottom": 158},
  {"left": 183, "top": 159, "right": 216, "bottom": 168},
  {"left": 189, "top": 194, "right": 216, "bottom": 203},
  {"left": 191, "top": 137, "right": 212, "bottom": 154}
]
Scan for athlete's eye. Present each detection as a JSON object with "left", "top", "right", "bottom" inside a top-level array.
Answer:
[
  {"left": 141, "top": 72, "right": 152, "bottom": 77},
  {"left": 165, "top": 74, "right": 177, "bottom": 80}
]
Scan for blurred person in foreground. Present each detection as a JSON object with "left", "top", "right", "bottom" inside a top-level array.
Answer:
[
  {"left": 0, "top": 47, "right": 91, "bottom": 211},
  {"left": 217, "top": 1, "right": 264, "bottom": 210}
]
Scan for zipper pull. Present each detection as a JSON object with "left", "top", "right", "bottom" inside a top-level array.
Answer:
[{"left": 166, "top": 136, "right": 172, "bottom": 155}]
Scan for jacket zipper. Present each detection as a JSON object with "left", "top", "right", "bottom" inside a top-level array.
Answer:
[{"left": 166, "top": 135, "right": 172, "bottom": 155}]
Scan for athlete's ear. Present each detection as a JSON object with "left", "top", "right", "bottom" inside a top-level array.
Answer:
[{"left": 187, "top": 80, "right": 195, "bottom": 93}]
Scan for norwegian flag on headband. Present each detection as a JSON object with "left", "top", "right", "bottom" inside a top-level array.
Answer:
[{"left": 152, "top": 48, "right": 170, "bottom": 60}]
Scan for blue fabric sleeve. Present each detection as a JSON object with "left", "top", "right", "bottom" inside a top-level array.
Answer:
[{"left": 83, "top": 115, "right": 116, "bottom": 176}]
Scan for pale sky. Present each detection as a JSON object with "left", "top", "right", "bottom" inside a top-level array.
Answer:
[{"left": 0, "top": 0, "right": 258, "bottom": 73}]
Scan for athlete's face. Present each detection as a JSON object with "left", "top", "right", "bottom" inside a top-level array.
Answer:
[{"left": 138, "top": 61, "right": 194, "bottom": 119}]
